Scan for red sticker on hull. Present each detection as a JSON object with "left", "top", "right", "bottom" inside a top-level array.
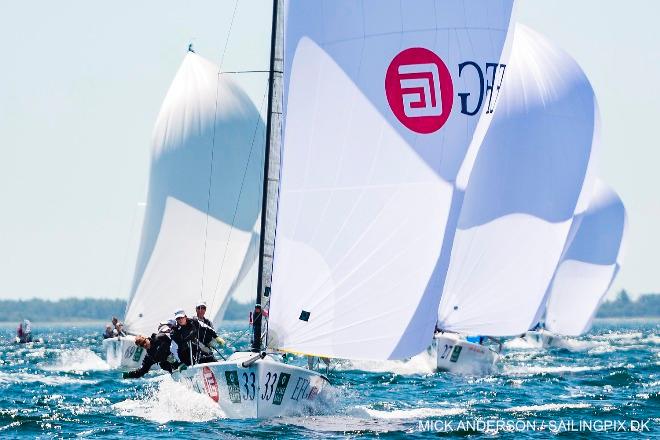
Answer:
[{"left": 202, "top": 366, "right": 219, "bottom": 402}]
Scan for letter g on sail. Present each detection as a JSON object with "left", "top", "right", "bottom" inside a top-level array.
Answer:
[{"left": 385, "top": 47, "right": 454, "bottom": 134}]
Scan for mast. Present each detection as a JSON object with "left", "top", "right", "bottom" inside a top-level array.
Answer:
[{"left": 253, "top": 0, "right": 282, "bottom": 352}]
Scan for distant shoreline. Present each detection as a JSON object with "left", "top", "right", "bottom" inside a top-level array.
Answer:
[
  {"left": 0, "top": 320, "right": 109, "bottom": 328},
  {"left": 0, "top": 293, "right": 657, "bottom": 323}
]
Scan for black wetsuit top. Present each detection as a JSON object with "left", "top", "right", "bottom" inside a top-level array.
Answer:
[
  {"left": 125, "top": 332, "right": 179, "bottom": 378},
  {"left": 171, "top": 318, "right": 218, "bottom": 366},
  {"left": 197, "top": 316, "right": 213, "bottom": 329}
]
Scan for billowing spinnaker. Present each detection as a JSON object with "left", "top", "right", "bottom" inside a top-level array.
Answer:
[
  {"left": 544, "top": 180, "right": 627, "bottom": 335},
  {"left": 268, "top": 0, "right": 514, "bottom": 360},
  {"left": 124, "top": 53, "right": 265, "bottom": 335},
  {"left": 437, "top": 25, "right": 596, "bottom": 336}
]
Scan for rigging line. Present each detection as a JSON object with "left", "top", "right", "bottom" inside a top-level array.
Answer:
[
  {"left": 199, "top": 0, "right": 239, "bottom": 302},
  {"left": 199, "top": 67, "right": 223, "bottom": 300},
  {"left": 219, "top": 0, "right": 239, "bottom": 71},
  {"left": 208, "top": 81, "right": 270, "bottom": 314}
]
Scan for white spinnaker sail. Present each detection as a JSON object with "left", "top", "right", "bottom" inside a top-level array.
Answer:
[
  {"left": 124, "top": 53, "right": 265, "bottom": 336},
  {"left": 437, "top": 25, "right": 597, "bottom": 336},
  {"left": 268, "top": 0, "right": 514, "bottom": 360},
  {"left": 544, "top": 180, "right": 627, "bottom": 336}
]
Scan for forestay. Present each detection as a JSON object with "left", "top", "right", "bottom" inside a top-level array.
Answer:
[
  {"left": 544, "top": 180, "right": 627, "bottom": 336},
  {"left": 437, "top": 25, "right": 597, "bottom": 336},
  {"left": 124, "top": 53, "right": 265, "bottom": 336},
  {"left": 267, "top": 0, "right": 514, "bottom": 359}
]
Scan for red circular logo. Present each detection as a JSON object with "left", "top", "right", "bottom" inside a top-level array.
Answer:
[
  {"left": 385, "top": 48, "right": 453, "bottom": 134},
  {"left": 202, "top": 366, "right": 219, "bottom": 402}
]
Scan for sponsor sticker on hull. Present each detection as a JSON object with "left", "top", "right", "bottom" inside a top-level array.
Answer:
[
  {"left": 202, "top": 366, "right": 219, "bottom": 402},
  {"left": 225, "top": 370, "right": 241, "bottom": 403},
  {"left": 450, "top": 345, "right": 463, "bottom": 363},
  {"left": 272, "top": 373, "right": 291, "bottom": 406}
]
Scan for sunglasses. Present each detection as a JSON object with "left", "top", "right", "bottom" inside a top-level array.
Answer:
[{"left": 196, "top": 306, "right": 207, "bottom": 310}]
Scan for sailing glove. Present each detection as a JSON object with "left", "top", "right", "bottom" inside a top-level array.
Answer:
[{"left": 209, "top": 336, "right": 225, "bottom": 348}]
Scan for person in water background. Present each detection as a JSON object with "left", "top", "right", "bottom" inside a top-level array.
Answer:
[{"left": 171, "top": 309, "right": 224, "bottom": 366}]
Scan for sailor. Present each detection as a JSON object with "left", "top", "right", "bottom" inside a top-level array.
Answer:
[
  {"left": 159, "top": 319, "right": 180, "bottom": 363},
  {"left": 157, "top": 320, "right": 174, "bottom": 334},
  {"left": 16, "top": 319, "right": 32, "bottom": 343},
  {"left": 122, "top": 332, "right": 181, "bottom": 379},
  {"left": 171, "top": 309, "right": 225, "bottom": 366},
  {"left": 195, "top": 301, "right": 213, "bottom": 328},
  {"left": 113, "top": 322, "right": 127, "bottom": 337},
  {"left": 111, "top": 317, "right": 126, "bottom": 337},
  {"left": 103, "top": 324, "right": 114, "bottom": 339}
]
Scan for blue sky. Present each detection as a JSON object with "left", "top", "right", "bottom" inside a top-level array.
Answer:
[{"left": 0, "top": 0, "right": 657, "bottom": 300}]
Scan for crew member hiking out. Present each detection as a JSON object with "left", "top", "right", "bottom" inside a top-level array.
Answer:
[
  {"left": 103, "top": 324, "right": 114, "bottom": 339},
  {"left": 122, "top": 333, "right": 181, "bottom": 379},
  {"left": 195, "top": 301, "right": 213, "bottom": 328},
  {"left": 171, "top": 309, "right": 225, "bottom": 366}
]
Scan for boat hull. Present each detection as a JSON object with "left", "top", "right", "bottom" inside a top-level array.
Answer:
[
  {"left": 173, "top": 352, "right": 330, "bottom": 418},
  {"left": 102, "top": 336, "right": 147, "bottom": 370},
  {"left": 432, "top": 333, "right": 499, "bottom": 375}
]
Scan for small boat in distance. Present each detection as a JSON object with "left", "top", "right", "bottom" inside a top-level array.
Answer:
[
  {"left": 14, "top": 319, "right": 43, "bottom": 344},
  {"left": 433, "top": 24, "right": 599, "bottom": 374},
  {"left": 523, "top": 180, "right": 628, "bottom": 348},
  {"left": 102, "top": 43, "right": 264, "bottom": 369}
]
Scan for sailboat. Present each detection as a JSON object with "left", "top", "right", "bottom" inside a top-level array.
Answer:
[
  {"left": 102, "top": 49, "right": 265, "bottom": 370},
  {"left": 523, "top": 179, "right": 628, "bottom": 348},
  {"left": 174, "top": 0, "right": 517, "bottom": 417},
  {"left": 433, "top": 24, "right": 599, "bottom": 374}
]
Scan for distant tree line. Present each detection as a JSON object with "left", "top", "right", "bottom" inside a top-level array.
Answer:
[
  {"left": 2, "top": 291, "right": 656, "bottom": 322},
  {"left": 0, "top": 297, "right": 255, "bottom": 323},
  {"left": 0, "top": 298, "right": 125, "bottom": 323},
  {"left": 596, "top": 291, "right": 660, "bottom": 318}
]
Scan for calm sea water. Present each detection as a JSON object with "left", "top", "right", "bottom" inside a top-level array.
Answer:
[{"left": 0, "top": 320, "right": 657, "bottom": 439}]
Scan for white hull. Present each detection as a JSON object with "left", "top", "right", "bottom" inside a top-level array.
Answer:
[
  {"left": 521, "top": 330, "right": 562, "bottom": 348},
  {"left": 102, "top": 336, "right": 147, "bottom": 370},
  {"left": 174, "top": 351, "right": 330, "bottom": 418},
  {"left": 432, "top": 333, "right": 499, "bottom": 375}
]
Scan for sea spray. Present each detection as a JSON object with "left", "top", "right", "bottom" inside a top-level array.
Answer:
[
  {"left": 38, "top": 349, "right": 109, "bottom": 374},
  {"left": 113, "top": 376, "right": 225, "bottom": 423}
]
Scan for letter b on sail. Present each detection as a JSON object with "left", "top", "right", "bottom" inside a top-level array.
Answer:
[{"left": 386, "top": 47, "right": 454, "bottom": 134}]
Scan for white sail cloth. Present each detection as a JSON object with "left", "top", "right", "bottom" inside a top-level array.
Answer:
[
  {"left": 124, "top": 53, "right": 265, "bottom": 336},
  {"left": 437, "top": 25, "right": 598, "bottom": 336},
  {"left": 544, "top": 180, "right": 627, "bottom": 335},
  {"left": 268, "top": 0, "right": 514, "bottom": 359}
]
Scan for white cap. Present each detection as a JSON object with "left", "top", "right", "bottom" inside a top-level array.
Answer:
[
  {"left": 196, "top": 300, "right": 207, "bottom": 308},
  {"left": 174, "top": 309, "right": 186, "bottom": 319}
]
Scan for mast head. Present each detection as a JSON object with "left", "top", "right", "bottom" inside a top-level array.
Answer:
[{"left": 188, "top": 43, "right": 195, "bottom": 53}]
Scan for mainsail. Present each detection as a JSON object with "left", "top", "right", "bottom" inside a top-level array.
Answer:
[
  {"left": 543, "top": 180, "right": 627, "bottom": 335},
  {"left": 124, "top": 52, "right": 265, "bottom": 336},
  {"left": 267, "top": 0, "right": 514, "bottom": 360},
  {"left": 437, "top": 25, "right": 597, "bottom": 336}
]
